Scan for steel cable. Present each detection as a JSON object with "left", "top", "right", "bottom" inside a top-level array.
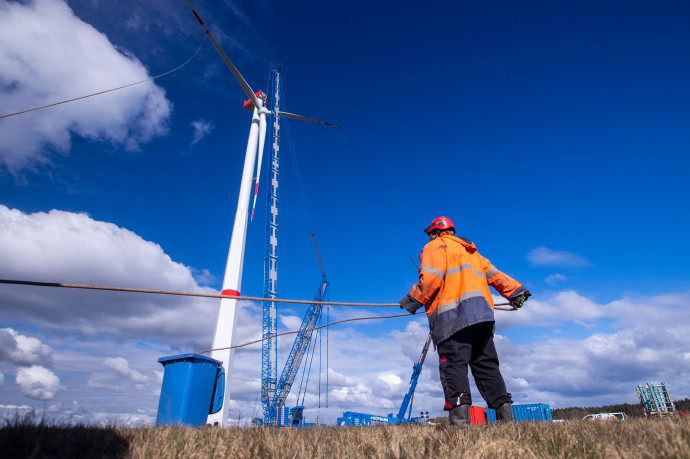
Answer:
[
  {"left": 0, "top": 36, "right": 207, "bottom": 119},
  {"left": 197, "top": 312, "right": 412, "bottom": 354}
]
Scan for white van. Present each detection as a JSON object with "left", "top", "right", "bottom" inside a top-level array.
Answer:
[{"left": 582, "top": 412, "right": 627, "bottom": 421}]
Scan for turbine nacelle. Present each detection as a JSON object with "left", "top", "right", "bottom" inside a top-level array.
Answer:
[{"left": 243, "top": 91, "right": 267, "bottom": 113}]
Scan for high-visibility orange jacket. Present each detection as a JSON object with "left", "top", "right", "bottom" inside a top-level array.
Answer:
[{"left": 407, "top": 233, "right": 527, "bottom": 345}]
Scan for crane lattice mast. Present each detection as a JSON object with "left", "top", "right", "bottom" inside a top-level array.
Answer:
[{"left": 261, "top": 64, "right": 282, "bottom": 424}]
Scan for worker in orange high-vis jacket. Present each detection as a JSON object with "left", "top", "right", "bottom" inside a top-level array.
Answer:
[{"left": 400, "top": 216, "right": 531, "bottom": 426}]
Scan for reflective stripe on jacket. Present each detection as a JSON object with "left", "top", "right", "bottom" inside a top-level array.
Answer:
[{"left": 408, "top": 233, "right": 526, "bottom": 345}]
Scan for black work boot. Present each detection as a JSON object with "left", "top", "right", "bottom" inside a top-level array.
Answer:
[
  {"left": 496, "top": 402, "right": 514, "bottom": 421},
  {"left": 449, "top": 404, "right": 471, "bottom": 426}
]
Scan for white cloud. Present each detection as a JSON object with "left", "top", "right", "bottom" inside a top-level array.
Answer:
[
  {"left": 0, "top": 0, "right": 171, "bottom": 174},
  {"left": 0, "top": 205, "right": 216, "bottom": 348},
  {"left": 191, "top": 119, "right": 214, "bottom": 146},
  {"left": 0, "top": 328, "right": 53, "bottom": 366},
  {"left": 545, "top": 273, "right": 567, "bottom": 285},
  {"left": 0, "top": 404, "right": 34, "bottom": 418},
  {"left": 192, "top": 268, "right": 217, "bottom": 286},
  {"left": 86, "top": 378, "right": 127, "bottom": 393},
  {"left": 15, "top": 365, "right": 62, "bottom": 400},
  {"left": 279, "top": 314, "right": 303, "bottom": 331},
  {"left": 1, "top": 204, "right": 688, "bottom": 422},
  {"left": 526, "top": 247, "right": 590, "bottom": 267},
  {"left": 378, "top": 372, "right": 403, "bottom": 389},
  {"left": 496, "top": 291, "right": 690, "bottom": 407},
  {"left": 104, "top": 357, "right": 149, "bottom": 384}
]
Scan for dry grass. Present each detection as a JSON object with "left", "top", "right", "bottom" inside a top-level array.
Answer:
[{"left": 3, "top": 418, "right": 689, "bottom": 458}]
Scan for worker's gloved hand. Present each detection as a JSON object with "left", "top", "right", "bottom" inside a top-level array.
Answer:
[
  {"left": 400, "top": 294, "right": 423, "bottom": 314},
  {"left": 510, "top": 290, "right": 532, "bottom": 309}
]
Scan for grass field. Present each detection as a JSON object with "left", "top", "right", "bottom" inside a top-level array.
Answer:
[{"left": 2, "top": 417, "right": 689, "bottom": 458}]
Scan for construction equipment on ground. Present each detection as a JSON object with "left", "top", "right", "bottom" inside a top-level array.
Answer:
[
  {"left": 487, "top": 403, "right": 552, "bottom": 422},
  {"left": 338, "top": 333, "right": 433, "bottom": 426},
  {"left": 637, "top": 382, "right": 678, "bottom": 418}
]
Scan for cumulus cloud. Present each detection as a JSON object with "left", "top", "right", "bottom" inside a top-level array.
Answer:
[
  {"left": 0, "top": 0, "right": 171, "bottom": 174},
  {"left": 104, "top": 357, "right": 149, "bottom": 384},
  {"left": 15, "top": 365, "right": 62, "bottom": 400},
  {"left": 0, "top": 328, "right": 53, "bottom": 366},
  {"left": 496, "top": 291, "right": 690, "bottom": 407},
  {"left": 87, "top": 357, "right": 150, "bottom": 393},
  {"left": 0, "top": 205, "right": 216, "bottom": 347},
  {"left": 1, "top": 204, "right": 687, "bottom": 422},
  {"left": 526, "top": 247, "right": 590, "bottom": 267},
  {"left": 279, "top": 314, "right": 303, "bottom": 331}
]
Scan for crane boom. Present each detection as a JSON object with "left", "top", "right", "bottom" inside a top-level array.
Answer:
[
  {"left": 311, "top": 232, "right": 326, "bottom": 280},
  {"left": 397, "top": 333, "right": 432, "bottom": 420},
  {"left": 273, "top": 280, "right": 328, "bottom": 411}
]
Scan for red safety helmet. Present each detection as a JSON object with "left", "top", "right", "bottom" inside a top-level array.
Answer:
[{"left": 424, "top": 216, "right": 455, "bottom": 235}]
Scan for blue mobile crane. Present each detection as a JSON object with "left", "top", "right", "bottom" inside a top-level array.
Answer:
[{"left": 338, "top": 333, "right": 433, "bottom": 426}]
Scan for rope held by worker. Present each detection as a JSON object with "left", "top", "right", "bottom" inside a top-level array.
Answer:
[{"left": 0, "top": 278, "right": 516, "bottom": 310}]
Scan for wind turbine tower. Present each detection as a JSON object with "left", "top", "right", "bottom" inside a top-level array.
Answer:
[{"left": 184, "top": 0, "right": 342, "bottom": 426}]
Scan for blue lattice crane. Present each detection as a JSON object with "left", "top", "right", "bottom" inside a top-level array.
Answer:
[
  {"left": 261, "top": 64, "right": 329, "bottom": 425},
  {"left": 261, "top": 64, "right": 282, "bottom": 424},
  {"left": 267, "top": 233, "right": 328, "bottom": 425}
]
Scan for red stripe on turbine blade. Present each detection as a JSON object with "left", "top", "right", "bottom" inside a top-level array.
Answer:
[
  {"left": 192, "top": 10, "right": 204, "bottom": 26},
  {"left": 221, "top": 289, "right": 240, "bottom": 297},
  {"left": 321, "top": 121, "right": 344, "bottom": 129},
  {"left": 254, "top": 183, "right": 259, "bottom": 195}
]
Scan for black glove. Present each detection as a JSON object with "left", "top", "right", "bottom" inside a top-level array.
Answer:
[
  {"left": 399, "top": 294, "right": 423, "bottom": 314},
  {"left": 510, "top": 290, "right": 532, "bottom": 309}
]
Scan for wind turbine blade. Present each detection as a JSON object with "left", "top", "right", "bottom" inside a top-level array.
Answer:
[
  {"left": 280, "top": 111, "right": 345, "bottom": 130},
  {"left": 184, "top": 0, "right": 260, "bottom": 108},
  {"left": 251, "top": 112, "right": 268, "bottom": 221}
]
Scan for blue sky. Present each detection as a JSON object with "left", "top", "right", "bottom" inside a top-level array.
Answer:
[{"left": 1, "top": 0, "right": 689, "bottom": 425}]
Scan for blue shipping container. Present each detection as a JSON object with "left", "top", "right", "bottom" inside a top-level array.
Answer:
[{"left": 487, "top": 403, "right": 552, "bottom": 423}]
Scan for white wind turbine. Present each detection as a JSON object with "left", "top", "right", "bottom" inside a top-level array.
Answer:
[{"left": 184, "top": 0, "right": 343, "bottom": 426}]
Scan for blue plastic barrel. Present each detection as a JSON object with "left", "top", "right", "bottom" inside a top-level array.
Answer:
[{"left": 156, "top": 353, "right": 225, "bottom": 426}]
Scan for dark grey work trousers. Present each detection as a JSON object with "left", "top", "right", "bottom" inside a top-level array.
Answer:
[{"left": 437, "top": 321, "right": 512, "bottom": 410}]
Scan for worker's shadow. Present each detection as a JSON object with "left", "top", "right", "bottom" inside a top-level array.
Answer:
[{"left": 0, "top": 422, "right": 130, "bottom": 458}]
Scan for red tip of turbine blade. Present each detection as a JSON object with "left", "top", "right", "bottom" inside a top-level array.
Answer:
[{"left": 321, "top": 121, "right": 345, "bottom": 129}]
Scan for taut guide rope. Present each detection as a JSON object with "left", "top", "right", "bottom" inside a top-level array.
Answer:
[{"left": 0, "top": 278, "right": 516, "bottom": 353}]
